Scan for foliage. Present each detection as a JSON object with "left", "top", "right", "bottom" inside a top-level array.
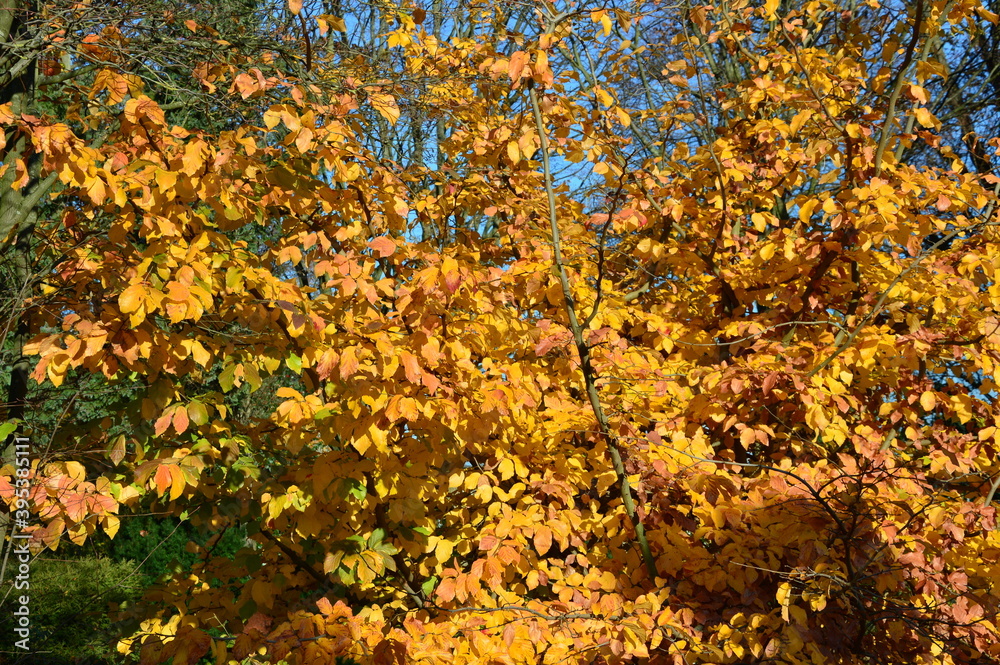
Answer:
[
  {"left": 94, "top": 514, "right": 247, "bottom": 584},
  {"left": 2, "top": 0, "right": 1000, "bottom": 664},
  {"left": 0, "top": 556, "right": 145, "bottom": 664}
]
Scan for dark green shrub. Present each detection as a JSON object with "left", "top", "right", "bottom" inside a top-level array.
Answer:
[
  {"left": 100, "top": 515, "right": 245, "bottom": 584},
  {"left": 0, "top": 556, "right": 144, "bottom": 664}
]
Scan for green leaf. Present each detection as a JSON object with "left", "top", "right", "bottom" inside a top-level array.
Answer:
[
  {"left": 187, "top": 401, "right": 209, "bottom": 426},
  {"left": 233, "top": 455, "right": 261, "bottom": 481},
  {"left": 337, "top": 477, "right": 366, "bottom": 501},
  {"left": 236, "top": 552, "right": 263, "bottom": 573},
  {"left": 380, "top": 551, "right": 397, "bottom": 571},
  {"left": 218, "top": 364, "right": 236, "bottom": 392},
  {"left": 0, "top": 420, "right": 19, "bottom": 441},
  {"left": 225, "top": 267, "right": 244, "bottom": 290},
  {"left": 238, "top": 599, "right": 257, "bottom": 620},
  {"left": 244, "top": 363, "right": 262, "bottom": 392}
]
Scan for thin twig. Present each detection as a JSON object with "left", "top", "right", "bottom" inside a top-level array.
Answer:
[{"left": 874, "top": 0, "right": 925, "bottom": 177}]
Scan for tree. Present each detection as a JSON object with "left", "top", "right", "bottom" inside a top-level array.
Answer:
[
  {"left": 3, "top": 0, "right": 1000, "bottom": 663},
  {"left": 0, "top": 0, "right": 311, "bottom": 577}
]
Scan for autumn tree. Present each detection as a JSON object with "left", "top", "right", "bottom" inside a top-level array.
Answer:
[
  {"left": 0, "top": 0, "right": 341, "bottom": 580},
  {"left": 3, "top": 0, "right": 1000, "bottom": 664}
]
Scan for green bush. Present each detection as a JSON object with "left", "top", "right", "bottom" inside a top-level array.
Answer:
[
  {"left": 99, "top": 515, "right": 245, "bottom": 584},
  {"left": 0, "top": 556, "right": 144, "bottom": 664}
]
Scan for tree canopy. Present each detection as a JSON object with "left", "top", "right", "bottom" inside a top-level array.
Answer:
[{"left": 3, "top": 0, "right": 1000, "bottom": 663}]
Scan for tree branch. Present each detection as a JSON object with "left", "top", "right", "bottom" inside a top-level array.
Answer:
[{"left": 528, "top": 81, "right": 657, "bottom": 579}]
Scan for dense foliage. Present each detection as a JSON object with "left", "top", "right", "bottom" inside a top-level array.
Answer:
[
  {"left": 0, "top": 556, "right": 145, "bottom": 664},
  {"left": 3, "top": 0, "right": 1000, "bottom": 663}
]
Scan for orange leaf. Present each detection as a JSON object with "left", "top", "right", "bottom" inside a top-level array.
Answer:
[
  {"left": 173, "top": 405, "right": 189, "bottom": 434},
  {"left": 508, "top": 51, "right": 528, "bottom": 82},
  {"left": 316, "top": 597, "right": 334, "bottom": 615},
  {"left": 124, "top": 96, "right": 165, "bottom": 126},
  {"left": 154, "top": 410, "right": 173, "bottom": 436},
  {"left": 166, "top": 281, "right": 191, "bottom": 302},
  {"left": 369, "top": 236, "right": 396, "bottom": 257},
  {"left": 154, "top": 464, "right": 172, "bottom": 495},
  {"left": 401, "top": 351, "right": 421, "bottom": 384},
  {"left": 534, "top": 525, "right": 552, "bottom": 555},
  {"left": 436, "top": 578, "right": 456, "bottom": 603},
  {"left": 339, "top": 347, "right": 360, "bottom": 379}
]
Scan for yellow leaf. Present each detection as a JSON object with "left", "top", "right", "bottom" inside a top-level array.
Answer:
[
  {"left": 711, "top": 506, "right": 726, "bottom": 528},
  {"left": 927, "top": 506, "right": 947, "bottom": 528},
  {"left": 368, "top": 420, "right": 388, "bottom": 453},
  {"left": 435, "top": 538, "right": 454, "bottom": 563},
  {"left": 798, "top": 198, "right": 819, "bottom": 223},
  {"left": 252, "top": 579, "right": 274, "bottom": 608},
  {"left": 189, "top": 341, "right": 211, "bottom": 367},
  {"left": 914, "top": 107, "right": 937, "bottom": 128},
  {"left": 168, "top": 464, "right": 186, "bottom": 501},
  {"left": 616, "top": 106, "right": 631, "bottom": 127},
  {"left": 776, "top": 581, "right": 792, "bottom": 606},
  {"left": 789, "top": 109, "right": 811, "bottom": 136},
  {"left": 507, "top": 140, "right": 520, "bottom": 164},
  {"left": 351, "top": 432, "right": 371, "bottom": 456},
  {"left": 104, "top": 514, "right": 120, "bottom": 539},
  {"left": 187, "top": 401, "right": 209, "bottom": 426},
  {"left": 327, "top": 15, "right": 347, "bottom": 32},
  {"left": 154, "top": 168, "right": 178, "bottom": 192},
  {"left": 109, "top": 434, "right": 127, "bottom": 465},
  {"left": 263, "top": 108, "right": 281, "bottom": 129},
  {"left": 920, "top": 391, "right": 936, "bottom": 411},
  {"left": 369, "top": 93, "right": 400, "bottom": 125},
  {"left": 441, "top": 257, "right": 460, "bottom": 293},
  {"left": 119, "top": 283, "right": 147, "bottom": 314},
  {"left": 498, "top": 458, "right": 515, "bottom": 481}
]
